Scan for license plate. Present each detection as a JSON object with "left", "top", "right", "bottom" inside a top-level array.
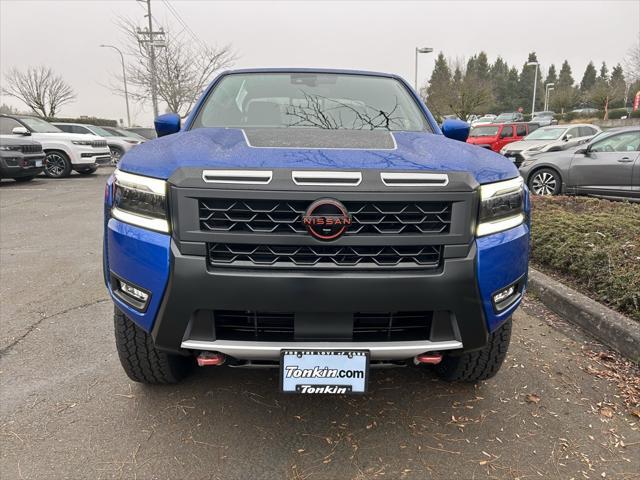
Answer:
[
  {"left": 281, "top": 350, "right": 369, "bottom": 394},
  {"left": 35, "top": 160, "right": 42, "bottom": 167}
]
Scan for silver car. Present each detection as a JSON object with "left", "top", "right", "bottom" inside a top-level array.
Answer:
[
  {"left": 530, "top": 111, "right": 557, "bottom": 127},
  {"left": 501, "top": 124, "right": 601, "bottom": 166},
  {"left": 518, "top": 126, "right": 640, "bottom": 200}
]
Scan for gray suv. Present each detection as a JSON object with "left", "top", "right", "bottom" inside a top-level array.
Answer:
[{"left": 519, "top": 127, "right": 640, "bottom": 200}]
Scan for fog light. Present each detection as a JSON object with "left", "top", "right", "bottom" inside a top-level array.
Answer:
[
  {"left": 493, "top": 286, "right": 515, "bottom": 304},
  {"left": 120, "top": 281, "right": 149, "bottom": 302}
]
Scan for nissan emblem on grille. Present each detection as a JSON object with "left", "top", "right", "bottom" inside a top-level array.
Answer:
[{"left": 302, "top": 199, "right": 352, "bottom": 240}]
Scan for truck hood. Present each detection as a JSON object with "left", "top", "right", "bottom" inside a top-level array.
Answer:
[{"left": 119, "top": 128, "right": 519, "bottom": 184}]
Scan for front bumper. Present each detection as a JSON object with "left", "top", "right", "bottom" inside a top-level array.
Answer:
[
  {"left": 0, "top": 153, "right": 45, "bottom": 178},
  {"left": 69, "top": 147, "right": 111, "bottom": 166},
  {"left": 104, "top": 169, "right": 530, "bottom": 360}
]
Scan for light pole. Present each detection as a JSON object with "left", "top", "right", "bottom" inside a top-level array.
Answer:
[
  {"left": 526, "top": 61, "right": 539, "bottom": 119},
  {"left": 414, "top": 46, "right": 434, "bottom": 91},
  {"left": 100, "top": 44, "right": 131, "bottom": 127},
  {"left": 544, "top": 83, "right": 554, "bottom": 111}
]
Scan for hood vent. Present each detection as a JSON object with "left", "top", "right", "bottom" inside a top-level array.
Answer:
[{"left": 380, "top": 172, "right": 449, "bottom": 187}]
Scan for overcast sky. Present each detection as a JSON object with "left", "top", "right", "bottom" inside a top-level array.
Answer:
[{"left": 1, "top": 0, "right": 638, "bottom": 126}]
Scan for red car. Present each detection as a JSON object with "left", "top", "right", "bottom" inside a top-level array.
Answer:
[{"left": 467, "top": 123, "right": 538, "bottom": 153}]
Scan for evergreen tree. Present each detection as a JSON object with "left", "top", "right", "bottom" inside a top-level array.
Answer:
[
  {"left": 544, "top": 64, "right": 557, "bottom": 86},
  {"left": 474, "top": 52, "right": 491, "bottom": 82},
  {"left": 504, "top": 67, "right": 520, "bottom": 111},
  {"left": 609, "top": 64, "right": 626, "bottom": 108},
  {"left": 518, "top": 52, "right": 543, "bottom": 114},
  {"left": 490, "top": 56, "right": 510, "bottom": 112},
  {"left": 580, "top": 62, "right": 597, "bottom": 92},
  {"left": 425, "top": 52, "right": 453, "bottom": 120},
  {"left": 557, "top": 60, "right": 575, "bottom": 88},
  {"left": 599, "top": 62, "right": 609, "bottom": 80}
]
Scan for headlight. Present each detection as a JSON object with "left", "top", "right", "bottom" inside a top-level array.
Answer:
[
  {"left": 0, "top": 145, "right": 21, "bottom": 151},
  {"left": 124, "top": 139, "right": 140, "bottom": 145},
  {"left": 477, "top": 177, "right": 525, "bottom": 237},
  {"left": 526, "top": 145, "right": 543, "bottom": 152},
  {"left": 499, "top": 147, "right": 508, "bottom": 155},
  {"left": 111, "top": 170, "right": 169, "bottom": 232},
  {"left": 72, "top": 140, "right": 93, "bottom": 146}
]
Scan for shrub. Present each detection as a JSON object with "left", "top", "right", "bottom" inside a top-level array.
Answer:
[
  {"left": 530, "top": 196, "right": 640, "bottom": 322},
  {"left": 630, "top": 110, "right": 640, "bottom": 119},
  {"left": 607, "top": 108, "right": 630, "bottom": 120}
]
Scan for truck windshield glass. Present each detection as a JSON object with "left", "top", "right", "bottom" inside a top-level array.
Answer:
[
  {"left": 525, "top": 127, "right": 565, "bottom": 140},
  {"left": 469, "top": 126, "right": 499, "bottom": 137},
  {"left": 191, "top": 73, "right": 430, "bottom": 132},
  {"left": 18, "top": 117, "right": 62, "bottom": 133}
]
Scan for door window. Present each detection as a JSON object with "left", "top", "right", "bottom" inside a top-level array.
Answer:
[
  {"left": 515, "top": 124, "right": 527, "bottom": 137},
  {"left": 0, "top": 117, "right": 22, "bottom": 134},
  {"left": 590, "top": 132, "right": 640, "bottom": 153},
  {"left": 499, "top": 125, "right": 513, "bottom": 138},
  {"left": 566, "top": 127, "right": 581, "bottom": 139},
  {"left": 579, "top": 126, "right": 596, "bottom": 137}
]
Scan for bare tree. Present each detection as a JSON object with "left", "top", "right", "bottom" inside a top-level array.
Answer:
[
  {"left": 624, "top": 42, "right": 640, "bottom": 83},
  {"left": 446, "top": 59, "right": 493, "bottom": 120},
  {"left": 1, "top": 66, "right": 76, "bottom": 117},
  {"left": 113, "top": 17, "right": 235, "bottom": 117}
]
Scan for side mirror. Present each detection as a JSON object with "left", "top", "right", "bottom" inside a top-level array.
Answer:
[
  {"left": 441, "top": 119, "right": 470, "bottom": 142},
  {"left": 154, "top": 113, "right": 181, "bottom": 137},
  {"left": 575, "top": 146, "right": 589, "bottom": 155},
  {"left": 12, "top": 126, "right": 30, "bottom": 136},
  {"left": 563, "top": 134, "right": 572, "bottom": 141}
]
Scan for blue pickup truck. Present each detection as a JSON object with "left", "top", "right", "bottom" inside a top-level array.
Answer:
[{"left": 103, "top": 69, "right": 529, "bottom": 393}]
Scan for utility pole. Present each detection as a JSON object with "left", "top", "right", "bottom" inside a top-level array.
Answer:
[{"left": 136, "top": 0, "right": 164, "bottom": 118}]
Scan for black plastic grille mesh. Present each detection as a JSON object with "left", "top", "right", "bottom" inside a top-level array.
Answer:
[
  {"left": 199, "top": 199, "right": 451, "bottom": 235},
  {"left": 208, "top": 243, "right": 441, "bottom": 268}
]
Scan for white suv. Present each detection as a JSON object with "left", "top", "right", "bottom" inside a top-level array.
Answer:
[
  {"left": 0, "top": 115, "right": 111, "bottom": 178},
  {"left": 52, "top": 123, "right": 143, "bottom": 165}
]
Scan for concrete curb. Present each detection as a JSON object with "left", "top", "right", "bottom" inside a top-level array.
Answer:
[{"left": 527, "top": 268, "right": 640, "bottom": 363}]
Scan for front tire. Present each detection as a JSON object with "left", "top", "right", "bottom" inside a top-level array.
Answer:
[
  {"left": 114, "top": 307, "right": 193, "bottom": 384},
  {"left": 435, "top": 317, "right": 512, "bottom": 382},
  {"left": 109, "top": 147, "right": 123, "bottom": 165},
  {"left": 44, "top": 150, "right": 72, "bottom": 178},
  {"left": 528, "top": 168, "right": 561, "bottom": 196}
]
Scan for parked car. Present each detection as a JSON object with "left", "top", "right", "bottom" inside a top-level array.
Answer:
[
  {"left": 105, "top": 68, "right": 530, "bottom": 390},
  {"left": 570, "top": 108, "right": 599, "bottom": 116},
  {"left": 0, "top": 115, "right": 111, "bottom": 178},
  {"left": 125, "top": 127, "right": 157, "bottom": 140},
  {"left": 494, "top": 112, "right": 524, "bottom": 123},
  {"left": 52, "top": 123, "right": 143, "bottom": 164},
  {"left": 519, "top": 126, "right": 640, "bottom": 200},
  {"left": 0, "top": 135, "right": 45, "bottom": 182},
  {"left": 500, "top": 124, "right": 601, "bottom": 166},
  {"left": 530, "top": 111, "right": 557, "bottom": 126},
  {"left": 467, "top": 122, "right": 538, "bottom": 152},
  {"left": 100, "top": 126, "right": 148, "bottom": 143},
  {"left": 471, "top": 115, "right": 497, "bottom": 127}
]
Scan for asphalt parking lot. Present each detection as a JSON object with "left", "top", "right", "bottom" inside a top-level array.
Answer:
[{"left": 1, "top": 169, "right": 639, "bottom": 480}]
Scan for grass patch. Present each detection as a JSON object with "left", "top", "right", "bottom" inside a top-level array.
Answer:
[{"left": 530, "top": 196, "right": 640, "bottom": 322}]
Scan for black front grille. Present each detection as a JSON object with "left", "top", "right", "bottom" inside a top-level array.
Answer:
[
  {"left": 92, "top": 140, "right": 107, "bottom": 148},
  {"left": 208, "top": 243, "right": 442, "bottom": 269},
  {"left": 20, "top": 144, "right": 42, "bottom": 154},
  {"left": 214, "top": 310, "right": 432, "bottom": 342},
  {"left": 215, "top": 311, "right": 295, "bottom": 341},
  {"left": 199, "top": 199, "right": 451, "bottom": 235}
]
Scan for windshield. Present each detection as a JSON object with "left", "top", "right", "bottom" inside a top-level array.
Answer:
[
  {"left": 495, "top": 113, "right": 515, "bottom": 121},
  {"left": 525, "top": 127, "right": 566, "bottom": 140},
  {"left": 117, "top": 128, "right": 146, "bottom": 140},
  {"left": 533, "top": 111, "right": 554, "bottom": 118},
  {"left": 90, "top": 125, "right": 115, "bottom": 137},
  {"left": 191, "top": 73, "right": 430, "bottom": 132},
  {"left": 469, "top": 126, "right": 499, "bottom": 137},
  {"left": 18, "top": 116, "right": 62, "bottom": 133}
]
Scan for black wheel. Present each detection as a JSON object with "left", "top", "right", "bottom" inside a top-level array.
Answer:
[
  {"left": 528, "top": 168, "right": 561, "bottom": 196},
  {"left": 435, "top": 317, "right": 512, "bottom": 382},
  {"left": 114, "top": 307, "right": 193, "bottom": 384},
  {"left": 109, "top": 147, "right": 123, "bottom": 165},
  {"left": 44, "top": 150, "right": 72, "bottom": 178},
  {"left": 77, "top": 166, "right": 98, "bottom": 175},
  {"left": 14, "top": 176, "right": 35, "bottom": 182}
]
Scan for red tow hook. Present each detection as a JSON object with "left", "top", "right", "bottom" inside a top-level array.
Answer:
[
  {"left": 415, "top": 352, "right": 443, "bottom": 365},
  {"left": 196, "top": 352, "right": 226, "bottom": 367}
]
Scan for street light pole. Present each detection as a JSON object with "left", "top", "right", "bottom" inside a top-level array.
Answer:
[
  {"left": 100, "top": 44, "right": 131, "bottom": 127},
  {"left": 544, "top": 83, "right": 554, "bottom": 111},
  {"left": 414, "top": 46, "right": 434, "bottom": 91},
  {"left": 527, "top": 61, "right": 539, "bottom": 119}
]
